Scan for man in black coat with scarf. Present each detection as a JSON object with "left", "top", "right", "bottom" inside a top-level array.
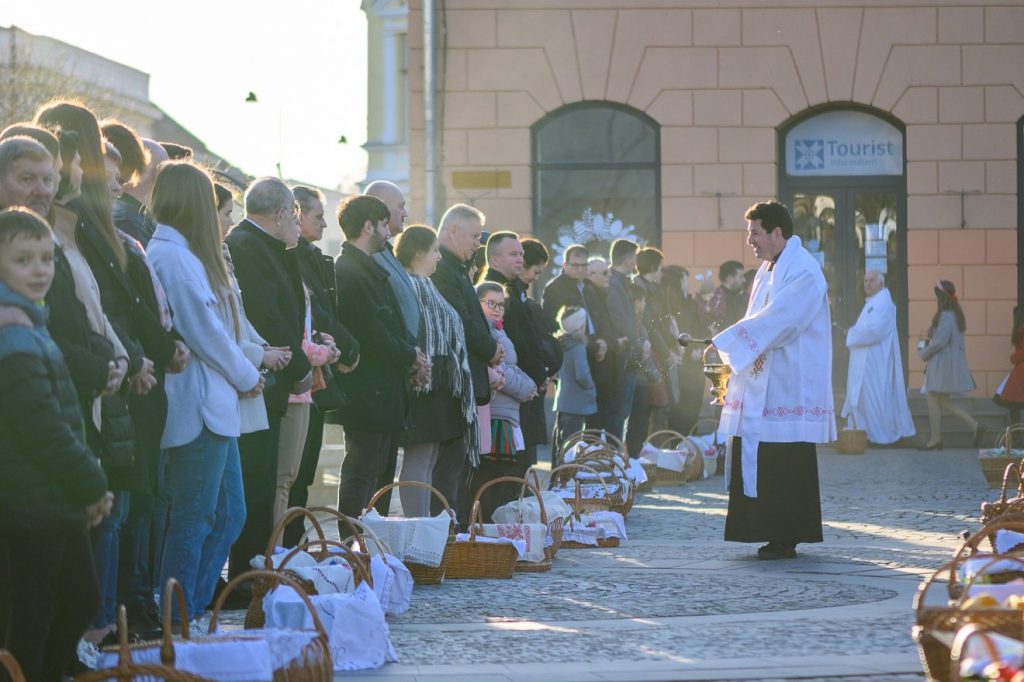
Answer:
[
  {"left": 225, "top": 177, "right": 312, "bottom": 581},
  {"left": 432, "top": 204, "right": 501, "bottom": 524},
  {"left": 334, "top": 195, "right": 428, "bottom": 518}
]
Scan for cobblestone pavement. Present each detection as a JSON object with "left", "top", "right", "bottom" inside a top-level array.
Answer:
[{"left": 221, "top": 447, "right": 992, "bottom": 681}]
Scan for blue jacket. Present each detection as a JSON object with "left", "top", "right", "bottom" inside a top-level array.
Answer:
[
  {"left": 554, "top": 336, "right": 597, "bottom": 416},
  {"left": 148, "top": 224, "right": 261, "bottom": 448},
  {"left": 0, "top": 281, "right": 107, "bottom": 534}
]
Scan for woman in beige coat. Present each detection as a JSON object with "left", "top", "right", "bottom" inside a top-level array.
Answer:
[{"left": 918, "top": 280, "right": 980, "bottom": 450}]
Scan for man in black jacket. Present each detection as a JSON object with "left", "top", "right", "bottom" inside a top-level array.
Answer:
[
  {"left": 485, "top": 232, "right": 553, "bottom": 465},
  {"left": 334, "top": 195, "right": 427, "bottom": 518},
  {"left": 605, "top": 239, "right": 642, "bottom": 443},
  {"left": 433, "top": 204, "right": 501, "bottom": 522},
  {"left": 284, "top": 186, "right": 359, "bottom": 545},
  {"left": 225, "top": 177, "right": 311, "bottom": 580}
]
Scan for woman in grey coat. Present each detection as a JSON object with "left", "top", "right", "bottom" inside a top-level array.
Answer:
[{"left": 918, "top": 280, "right": 980, "bottom": 450}]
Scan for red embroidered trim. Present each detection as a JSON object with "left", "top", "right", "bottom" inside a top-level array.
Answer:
[
  {"left": 762, "top": 405, "right": 835, "bottom": 418},
  {"left": 736, "top": 326, "right": 760, "bottom": 355},
  {"left": 722, "top": 399, "right": 743, "bottom": 410}
]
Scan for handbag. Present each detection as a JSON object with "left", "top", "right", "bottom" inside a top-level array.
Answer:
[{"left": 837, "top": 414, "right": 867, "bottom": 455}]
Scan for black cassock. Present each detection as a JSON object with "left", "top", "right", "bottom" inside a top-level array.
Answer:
[{"left": 724, "top": 437, "right": 824, "bottom": 545}]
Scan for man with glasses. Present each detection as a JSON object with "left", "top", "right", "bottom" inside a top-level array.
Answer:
[
  {"left": 223, "top": 177, "right": 310, "bottom": 588},
  {"left": 542, "top": 244, "right": 615, "bottom": 440}
]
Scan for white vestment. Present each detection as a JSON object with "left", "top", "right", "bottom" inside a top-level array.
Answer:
[
  {"left": 840, "top": 288, "right": 916, "bottom": 444},
  {"left": 713, "top": 236, "right": 836, "bottom": 498}
]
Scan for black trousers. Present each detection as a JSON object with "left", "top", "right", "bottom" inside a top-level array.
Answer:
[
  {"left": 724, "top": 437, "right": 823, "bottom": 545},
  {"left": 467, "top": 456, "right": 527, "bottom": 526},
  {"left": 430, "top": 434, "right": 468, "bottom": 521},
  {"left": 5, "top": 531, "right": 98, "bottom": 682},
  {"left": 229, "top": 413, "right": 283, "bottom": 579},
  {"left": 624, "top": 382, "right": 652, "bottom": 458},
  {"left": 337, "top": 427, "right": 401, "bottom": 518},
  {"left": 283, "top": 406, "right": 327, "bottom": 547}
]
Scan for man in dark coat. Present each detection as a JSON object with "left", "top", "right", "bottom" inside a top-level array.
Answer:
[
  {"left": 542, "top": 244, "right": 614, "bottom": 440},
  {"left": 284, "top": 186, "right": 359, "bottom": 546},
  {"left": 604, "top": 239, "right": 641, "bottom": 443},
  {"left": 225, "top": 177, "right": 312, "bottom": 580},
  {"left": 433, "top": 203, "right": 500, "bottom": 523},
  {"left": 334, "top": 195, "right": 427, "bottom": 518},
  {"left": 484, "top": 232, "right": 553, "bottom": 461}
]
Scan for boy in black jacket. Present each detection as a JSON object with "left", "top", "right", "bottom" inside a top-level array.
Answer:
[{"left": 0, "top": 208, "right": 111, "bottom": 681}]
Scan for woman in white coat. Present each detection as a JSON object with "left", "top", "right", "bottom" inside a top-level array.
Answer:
[{"left": 147, "top": 163, "right": 264, "bottom": 624}]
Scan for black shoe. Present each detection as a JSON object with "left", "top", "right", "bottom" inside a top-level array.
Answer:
[
  {"left": 757, "top": 542, "right": 779, "bottom": 555},
  {"left": 758, "top": 544, "right": 796, "bottom": 560},
  {"left": 126, "top": 602, "right": 160, "bottom": 636},
  {"left": 917, "top": 441, "right": 944, "bottom": 451},
  {"left": 974, "top": 425, "right": 987, "bottom": 448},
  {"left": 99, "top": 628, "right": 139, "bottom": 648}
]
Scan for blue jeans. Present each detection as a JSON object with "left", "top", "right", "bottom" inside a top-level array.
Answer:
[
  {"left": 605, "top": 370, "right": 638, "bottom": 442},
  {"left": 159, "top": 429, "right": 245, "bottom": 622},
  {"left": 89, "top": 490, "right": 129, "bottom": 628}
]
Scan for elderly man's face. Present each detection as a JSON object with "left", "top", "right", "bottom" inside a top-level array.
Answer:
[
  {"left": 864, "top": 272, "right": 884, "bottom": 298},
  {"left": 490, "top": 238, "right": 524, "bottom": 278},
  {"left": 588, "top": 261, "right": 610, "bottom": 290},
  {"left": 0, "top": 156, "right": 55, "bottom": 215}
]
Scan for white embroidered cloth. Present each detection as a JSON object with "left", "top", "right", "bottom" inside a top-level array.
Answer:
[
  {"left": 454, "top": 533, "right": 527, "bottom": 558},
  {"left": 368, "top": 553, "right": 413, "bottom": 615},
  {"left": 492, "top": 492, "right": 573, "bottom": 524},
  {"left": 582, "top": 511, "right": 627, "bottom": 539},
  {"left": 639, "top": 442, "right": 687, "bottom": 472},
  {"left": 97, "top": 630, "right": 320, "bottom": 680},
  {"left": 359, "top": 509, "right": 451, "bottom": 568},
  {"left": 551, "top": 482, "right": 622, "bottom": 500},
  {"left": 263, "top": 583, "right": 398, "bottom": 671},
  {"left": 250, "top": 550, "right": 357, "bottom": 595}
]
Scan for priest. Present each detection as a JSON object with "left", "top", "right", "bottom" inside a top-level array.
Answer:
[
  {"left": 711, "top": 201, "right": 836, "bottom": 561},
  {"left": 841, "top": 271, "right": 916, "bottom": 445}
]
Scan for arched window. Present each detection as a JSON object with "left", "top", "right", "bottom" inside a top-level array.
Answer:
[{"left": 531, "top": 103, "right": 661, "bottom": 274}]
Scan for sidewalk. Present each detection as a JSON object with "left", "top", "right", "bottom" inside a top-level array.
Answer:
[{"left": 330, "top": 446, "right": 987, "bottom": 681}]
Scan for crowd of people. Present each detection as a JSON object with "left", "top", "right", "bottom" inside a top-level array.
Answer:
[
  {"left": 0, "top": 99, "right": 756, "bottom": 681},
  {"left": 0, "top": 97, "right": 1005, "bottom": 682}
]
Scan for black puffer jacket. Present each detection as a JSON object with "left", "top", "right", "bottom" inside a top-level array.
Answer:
[{"left": 0, "top": 282, "right": 107, "bottom": 535}]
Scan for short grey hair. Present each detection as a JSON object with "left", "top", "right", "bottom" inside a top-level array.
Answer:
[
  {"left": 866, "top": 270, "right": 886, "bottom": 286},
  {"left": 244, "top": 176, "right": 293, "bottom": 215},
  {"left": 0, "top": 136, "right": 52, "bottom": 176},
  {"left": 293, "top": 185, "right": 326, "bottom": 213},
  {"left": 588, "top": 256, "right": 608, "bottom": 267},
  {"left": 439, "top": 203, "right": 485, "bottom": 234}
]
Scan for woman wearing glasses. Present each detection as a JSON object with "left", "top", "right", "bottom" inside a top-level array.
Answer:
[{"left": 471, "top": 281, "right": 538, "bottom": 521}]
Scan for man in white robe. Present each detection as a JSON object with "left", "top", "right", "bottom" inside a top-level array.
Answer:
[
  {"left": 712, "top": 201, "right": 836, "bottom": 560},
  {"left": 841, "top": 271, "right": 916, "bottom": 445}
]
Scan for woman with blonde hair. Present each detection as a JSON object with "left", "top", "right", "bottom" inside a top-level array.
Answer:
[{"left": 147, "top": 162, "right": 263, "bottom": 625}]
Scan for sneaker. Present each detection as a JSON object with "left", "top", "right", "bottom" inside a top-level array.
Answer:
[{"left": 190, "top": 612, "right": 212, "bottom": 636}]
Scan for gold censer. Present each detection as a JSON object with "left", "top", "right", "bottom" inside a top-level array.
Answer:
[{"left": 676, "top": 333, "right": 733, "bottom": 407}]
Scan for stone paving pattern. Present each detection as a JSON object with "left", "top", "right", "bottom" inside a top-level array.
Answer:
[{"left": 221, "top": 447, "right": 994, "bottom": 680}]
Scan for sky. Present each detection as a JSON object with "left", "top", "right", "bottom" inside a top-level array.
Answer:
[{"left": 2, "top": 0, "right": 369, "bottom": 191}]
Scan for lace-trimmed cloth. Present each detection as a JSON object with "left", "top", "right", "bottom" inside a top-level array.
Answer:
[{"left": 359, "top": 509, "right": 451, "bottom": 568}]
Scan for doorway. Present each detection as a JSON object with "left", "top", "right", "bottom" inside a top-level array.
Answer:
[{"left": 778, "top": 107, "right": 908, "bottom": 393}]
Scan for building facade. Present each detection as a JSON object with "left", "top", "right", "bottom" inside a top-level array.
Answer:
[{"left": 386, "top": 0, "right": 1023, "bottom": 398}]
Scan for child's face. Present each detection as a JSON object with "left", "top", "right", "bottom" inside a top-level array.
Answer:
[{"left": 0, "top": 235, "right": 55, "bottom": 302}]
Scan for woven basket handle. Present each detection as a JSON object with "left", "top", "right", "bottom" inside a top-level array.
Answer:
[
  {"left": 275, "top": 537, "right": 373, "bottom": 590},
  {"left": 511, "top": 475, "right": 548, "bottom": 526},
  {"left": 999, "top": 461, "right": 1024, "bottom": 503},
  {"left": 362, "top": 481, "right": 455, "bottom": 523},
  {"left": 647, "top": 429, "right": 685, "bottom": 449},
  {"left": 949, "top": 624, "right": 1007, "bottom": 682},
  {"left": 302, "top": 506, "right": 368, "bottom": 557},
  {"left": 998, "top": 424, "right": 1024, "bottom": 453},
  {"left": 264, "top": 507, "right": 329, "bottom": 569},
  {"left": 159, "top": 577, "right": 190, "bottom": 664},
  {"left": 470, "top": 475, "right": 545, "bottom": 531},
  {"left": 209, "top": 569, "right": 331, "bottom": 642},
  {"left": 577, "top": 454, "right": 629, "bottom": 483},
  {"left": 913, "top": 558, "right": 961, "bottom": 613},
  {"left": 953, "top": 515, "right": 1024, "bottom": 564},
  {"left": 0, "top": 652, "right": 24, "bottom": 682},
  {"left": 340, "top": 516, "right": 393, "bottom": 557}
]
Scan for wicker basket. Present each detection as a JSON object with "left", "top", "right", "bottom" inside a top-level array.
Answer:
[
  {"left": 574, "top": 453, "right": 634, "bottom": 518},
  {"left": 643, "top": 430, "right": 688, "bottom": 486},
  {"left": 557, "top": 430, "right": 626, "bottom": 467},
  {"left": 511, "top": 476, "right": 554, "bottom": 573},
  {"left": 981, "top": 461, "right": 1024, "bottom": 530},
  {"left": 362, "top": 481, "right": 456, "bottom": 585},
  {"left": 211, "top": 570, "right": 335, "bottom": 682},
  {"left": 979, "top": 425, "right": 1024, "bottom": 488},
  {"left": 549, "top": 462, "right": 618, "bottom": 515},
  {"left": 949, "top": 623, "right": 1024, "bottom": 682},
  {"left": 0, "top": 651, "right": 26, "bottom": 682},
  {"left": 836, "top": 414, "right": 867, "bottom": 454},
  {"left": 914, "top": 517, "right": 1024, "bottom": 681},
  {"left": 445, "top": 476, "right": 527, "bottom": 579},
  {"left": 246, "top": 507, "right": 369, "bottom": 629}
]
